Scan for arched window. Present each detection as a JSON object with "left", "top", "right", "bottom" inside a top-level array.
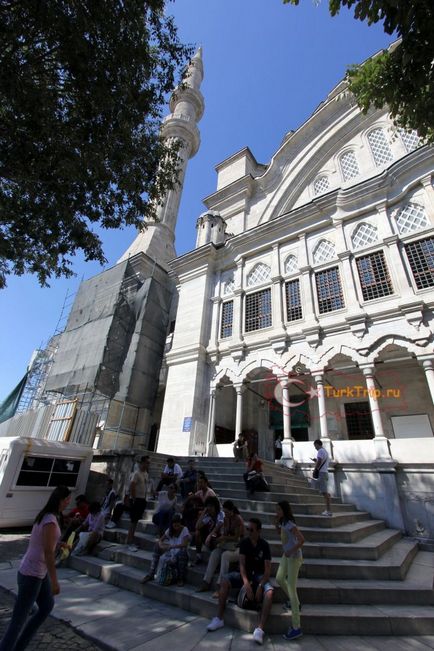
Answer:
[
  {"left": 313, "top": 239, "right": 336, "bottom": 265},
  {"left": 367, "top": 127, "right": 393, "bottom": 166},
  {"left": 313, "top": 175, "right": 330, "bottom": 196},
  {"left": 284, "top": 255, "right": 298, "bottom": 275},
  {"left": 339, "top": 150, "right": 360, "bottom": 182},
  {"left": 395, "top": 203, "right": 429, "bottom": 235},
  {"left": 247, "top": 262, "right": 271, "bottom": 287},
  {"left": 222, "top": 274, "right": 235, "bottom": 295},
  {"left": 398, "top": 128, "right": 422, "bottom": 153},
  {"left": 351, "top": 222, "right": 378, "bottom": 250}
]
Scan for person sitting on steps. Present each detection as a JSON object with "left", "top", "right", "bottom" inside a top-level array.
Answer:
[
  {"left": 207, "top": 517, "right": 274, "bottom": 646},
  {"left": 196, "top": 499, "right": 244, "bottom": 593},
  {"left": 152, "top": 483, "right": 179, "bottom": 535},
  {"left": 156, "top": 457, "right": 183, "bottom": 492},
  {"left": 193, "top": 496, "right": 224, "bottom": 565},
  {"left": 141, "top": 513, "right": 190, "bottom": 587}
]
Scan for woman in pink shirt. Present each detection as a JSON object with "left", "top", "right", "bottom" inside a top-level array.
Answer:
[{"left": 0, "top": 485, "right": 71, "bottom": 651}]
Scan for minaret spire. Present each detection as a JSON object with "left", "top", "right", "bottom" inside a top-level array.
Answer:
[{"left": 118, "top": 48, "right": 205, "bottom": 266}]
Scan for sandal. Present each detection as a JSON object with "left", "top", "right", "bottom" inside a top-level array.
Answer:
[{"left": 141, "top": 574, "right": 154, "bottom": 584}]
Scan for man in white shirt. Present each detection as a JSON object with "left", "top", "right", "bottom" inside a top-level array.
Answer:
[
  {"left": 311, "top": 439, "right": 332, "bottom": 516},
  {"left": 156, "top": 457, "right": 183, "bottom": 492},
  {"left": 126, "top": 456, "right": 153, "bottom": 551}
]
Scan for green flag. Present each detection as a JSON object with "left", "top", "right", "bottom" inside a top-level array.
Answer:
[{"left": 0, "top": 374, "right": 28, "bottom": 424}]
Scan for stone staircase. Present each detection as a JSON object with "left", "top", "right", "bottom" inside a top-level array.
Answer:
[{"left": 69, "top": 454, "right": 434, "bottom": 636}]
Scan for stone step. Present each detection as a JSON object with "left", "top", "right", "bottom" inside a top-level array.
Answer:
[
  {"left": 67, "top": 555, "right": 434, "bottom": 635},
  {"left": 103, "top": 523, "right": 401, "bottom": 562},
  {"left": 128, "top": 515, "right": 385, "bottom": 545},
  {"left": 99, "top": 529, "right": 416, "bottom": 580}
]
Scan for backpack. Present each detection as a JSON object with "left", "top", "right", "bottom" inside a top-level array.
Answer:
[
  {"left": 156, "top": 556, "right": 177, "bottom": 586},
  {"left": 237, "top": 585, "right": 261, "bottom": 611}
]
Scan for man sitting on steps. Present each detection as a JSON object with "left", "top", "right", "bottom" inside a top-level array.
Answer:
[{"left": 207, "top": 517, "right": 274, "bottom": 646}]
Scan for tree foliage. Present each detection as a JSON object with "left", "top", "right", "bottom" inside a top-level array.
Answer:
[
  {"left": 0, "top": 1, "right": 192, "bottom": 288},
  {"left": 284, "top": 1, "right": 434, "bottom": 141}
]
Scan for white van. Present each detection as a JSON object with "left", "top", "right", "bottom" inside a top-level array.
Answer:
[{"left": 0, "top": 437, "right": 93, "bottom": 528}]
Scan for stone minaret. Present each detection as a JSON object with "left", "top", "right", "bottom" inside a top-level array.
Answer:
[{"left": 119, "top": 48, "right": 205, "bottom": 266}]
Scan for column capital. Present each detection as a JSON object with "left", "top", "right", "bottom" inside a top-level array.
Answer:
[
  {"left": 312, "top": 370, "right": 325, "bottom": 383},
  {"left": 233, "top": 382, "right": 246, "bottom": 395},
  {"left": 422, "top": 359, "right": 434, "bottom": 370},
  {"left": 361, "top": 365, "right": 375, "bottom": 378}
]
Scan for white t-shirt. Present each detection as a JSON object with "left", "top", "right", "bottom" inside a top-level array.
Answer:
[
  {"left": 316, "top": 447, "right": 329, "bottom": 473},
  {"left": 163, "top": 463, "right": 183, "bottom": 480},
  {"left": 164, "top": 526, "right": 191, "bottom": 560},
  {"left": 156, "top": 491, "right": 177, "bottom": 513}
]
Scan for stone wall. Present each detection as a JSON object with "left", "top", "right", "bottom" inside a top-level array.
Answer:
[{"left": 293, "top": 437, "right": 434, "bottom": 546}]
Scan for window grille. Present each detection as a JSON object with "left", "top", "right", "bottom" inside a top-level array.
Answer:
[
  {"left": 313, "top": 239, "right": 336, "bottom": 265},
  {"left": 247, "top": 263, "right": 271, "bottom": 287},
  {"left": 356, "top": 251, "right": 393, "bottom": 301},
  {"left": 340, "top": 150, "right": 360, "bottom": 181},
  {"left": 284, "top": 255, "right": 298, "bottom": 275},
  {"left": 313, "top": 175, "right": 330, "bottom": 195},
  {"left": 351, "top": 222, "right": 378, "bottom": 250},
  {"left": 344, "top": 402, "right": 374, "bottom": 440},
  {"left": 223, "top": 276, "right": 235, "bottom": 295},
  {"left": 285, "top": 279, "right": 302, "bottom": 321},
  {"left": 398, "top": 128, "right": 421, "bottom": 153},
  {"left": 368, "top": 128, "right": 393, "bottom": 166},
  {"left": 315, "top": 267, "right": 345, "bottom": 313},
  {"left": 396, "top": 203, "right": 428, "bottom": 235},
  {"left": 405, "top": 237, "right": 434, "bottom": 289},
  {"left": 220, "top": 301, "right": 233, "bottom": 338},
  {"left": 245, "top": 288, "right": 272, "bottom": 332}
]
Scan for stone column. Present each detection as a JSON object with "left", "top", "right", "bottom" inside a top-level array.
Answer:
[
  {"left": 234, "top": 384, "right": 244, "bottom": 438},
  {"left": 313, "top": 372, "right": 330, "bottom": 445},
  {"left": 383, "top": 234, "right": 413, "bottom": 296},
  {"left": 422, "top": 359, "right": 434, "bottom": 404},
  {"left": 278, "top": 378, "right": 293, "bottom": 464},
  {"left": 361, "top": 366, "right": 390, "bottom": 460},
  {"left": 205, "top": 389, "right": 216, "bottom": 456}
]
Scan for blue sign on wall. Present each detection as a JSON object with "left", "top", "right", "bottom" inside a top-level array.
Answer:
[{"left": 182, "top": 417, "right": 192, "bottom": 432}]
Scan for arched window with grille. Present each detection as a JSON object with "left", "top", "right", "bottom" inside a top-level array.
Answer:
[
  {"left": 367, "top": 127, "right": 393, "bottom": 166},
  {"left": 246, "top": 262, "right": 271, "bottom": 287},
  {"left": 284, "top": 255, "right": 298, "bottom": 275},
  {"left": 351, "top": 222, "right": 378, "bottom": 250},
  {"left": 313, "top": 175, "right": 330, "bottom": 196},
  {"left": 339, "top": 150, "right": 360, "bottom": 182},
  {"left": 395, "top": 203, "right": 429, "bottom": 235},
  {"left": 313, "top": 239, "right": 336, "bottom": 265}
]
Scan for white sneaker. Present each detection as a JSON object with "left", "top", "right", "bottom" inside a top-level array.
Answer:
[
  {"left": 207, "top": 617, "right": 224, "bottom": 632},
  {"left": 105, "top": 521, "right": 116, "bottom": 529},
  {"left": 321, "top": 510, "right": 332, "bottom": 516},
  {"left": 253, "top": 627, "right": 264, "bottom": 645},
  {"left": 127, "top": 544, "right": 139, "bottom": 552}
]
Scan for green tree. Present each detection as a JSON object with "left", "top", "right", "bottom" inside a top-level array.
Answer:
[
  {"left": 284, "top": 1, "right": 434, "bottom": 141},
  {"left": 0, "top": 1, "right": 192, "bottom": 288}
]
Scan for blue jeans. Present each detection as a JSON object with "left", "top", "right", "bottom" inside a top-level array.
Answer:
[{"left": 0, "top": 571, "right": 54, "bottom": 651}]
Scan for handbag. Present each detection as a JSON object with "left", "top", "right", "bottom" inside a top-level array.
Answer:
[
  {"left": 312, "top": 456, "right": 327, "bottom": 480},
  {"left": 247, "top": 470, "right": 257, "bottom": 480}
]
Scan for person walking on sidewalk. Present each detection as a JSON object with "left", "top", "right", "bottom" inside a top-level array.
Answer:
[
  {"left": 311, "top": 439, "right": 332, "bottom": 516},
  {"left": 207, "top": 517, "right": 274, "bottom": 646},
  {"left": 275, "top": 500, "right": 305, "bottom": 641},
  {"left": 0, "top": 485, "right": 71, "bottom": 651},
  {"left": 126, "top": 456, "right": 153, "bottom": 552}
]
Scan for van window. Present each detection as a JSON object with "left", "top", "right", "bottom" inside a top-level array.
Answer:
[{"left": 16, "top": 457, "right": 81, "bottom": 488}]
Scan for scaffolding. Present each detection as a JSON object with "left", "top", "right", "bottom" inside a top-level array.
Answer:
[{"left": 15, "top": 288, "right": 76, "bottom": 414}]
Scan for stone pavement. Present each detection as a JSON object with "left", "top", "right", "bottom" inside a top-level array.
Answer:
[{"left": 1, "top": 532, "right": 434, "bottom": 650}]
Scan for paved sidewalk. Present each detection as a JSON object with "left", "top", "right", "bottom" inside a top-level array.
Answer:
[{"left": 1, "top": 533, "right": 434, "bottom": 650}]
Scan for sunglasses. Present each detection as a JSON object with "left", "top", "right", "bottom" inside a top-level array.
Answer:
[{"left": 246, "top": 527, "right": 256, "bottom": 532}]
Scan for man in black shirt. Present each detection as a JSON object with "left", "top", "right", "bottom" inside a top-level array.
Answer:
[{"left": 207, "top": 517, "right": 274, "bottom": 645}]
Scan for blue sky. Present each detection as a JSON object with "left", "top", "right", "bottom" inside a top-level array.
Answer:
[{"left": 0, "top": 0, "right": 394, "bottom": 400}]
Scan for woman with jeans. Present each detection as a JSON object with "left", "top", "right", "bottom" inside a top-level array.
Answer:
[
  {"left": 275, "top": 500, "right": 305, "bottom": 642},
  {"left": 0, "top": 485, "right": 71, "bottom": 651}
]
